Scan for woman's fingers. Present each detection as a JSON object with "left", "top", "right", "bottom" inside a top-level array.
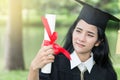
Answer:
[
  {"left": 32, "top": 54, "right": 55, "bottom": 70},
  {"left": 31, "top": 45, "right": 55, "bottom": 70}
]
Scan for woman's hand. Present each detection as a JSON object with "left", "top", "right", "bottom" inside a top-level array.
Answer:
[{"left": 30, "top": 45, "right": 55, "bottom": 70}]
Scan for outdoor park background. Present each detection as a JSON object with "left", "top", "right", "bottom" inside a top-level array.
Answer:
[{"left": 0, "top": 0, "right": 120, "bottom": 80}]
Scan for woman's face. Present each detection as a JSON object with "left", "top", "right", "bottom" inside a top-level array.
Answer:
[{"left": 72, "top": 19, "right": 100, "bottom": 54}]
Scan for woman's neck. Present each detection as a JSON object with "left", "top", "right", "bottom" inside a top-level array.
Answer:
[{"left": 77, "top": 52, "right": 91, "bottom": 62}]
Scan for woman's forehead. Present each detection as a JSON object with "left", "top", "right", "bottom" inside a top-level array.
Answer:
[{"left": 76, "top": 19, "right": 98, "bottom": 32}]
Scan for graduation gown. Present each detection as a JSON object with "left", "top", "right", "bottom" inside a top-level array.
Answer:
[{"left": 39, "top": 54, "right": 117, "bottom": 80}]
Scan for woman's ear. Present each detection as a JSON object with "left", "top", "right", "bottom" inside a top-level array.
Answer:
[{"left": 95, "top": 40, "right": 101, "bottom": 47}]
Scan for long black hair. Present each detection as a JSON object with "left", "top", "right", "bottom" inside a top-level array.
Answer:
[{"left": 63, "top": 14, "right": 117, "bottom": 77}]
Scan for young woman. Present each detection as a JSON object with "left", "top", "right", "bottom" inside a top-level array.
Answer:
[{"left": 28, "top": 0, "right": 119, "bottom": 80}]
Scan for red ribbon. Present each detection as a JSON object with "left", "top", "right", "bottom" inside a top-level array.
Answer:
[{"left": 41, "top": 16, "right": 71, "bottom": 60}]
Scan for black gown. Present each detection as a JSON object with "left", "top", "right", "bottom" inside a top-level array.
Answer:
[{"left": 39, "top": 54, "right": 117, "bottom": 80}]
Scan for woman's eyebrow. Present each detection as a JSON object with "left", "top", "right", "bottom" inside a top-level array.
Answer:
[
  {"left": 87, "top": 31, "right": 96, "bottom": 35},
  {"left": 76, "top": 27, "right": 82, "bottom": 30},
  {"left": 76, "top": 27, "right": 96, "bottom": 35}
]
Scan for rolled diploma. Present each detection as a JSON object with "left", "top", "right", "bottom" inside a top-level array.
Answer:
[{"left": 41, "top": 14, "right": 56, "bottom": 73}]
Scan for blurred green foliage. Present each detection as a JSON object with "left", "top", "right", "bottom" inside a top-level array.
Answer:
[{"left": 0, "top": 0, "right": 120, "bottom": 27}]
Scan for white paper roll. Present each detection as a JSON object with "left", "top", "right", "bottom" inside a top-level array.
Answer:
[{"left": 41, "top": 14, "right": 56, "bottom": 73}]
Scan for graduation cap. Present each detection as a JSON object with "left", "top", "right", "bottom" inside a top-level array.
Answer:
[{"left": 75, "top": 0, "right": 120, "bottom": 32}]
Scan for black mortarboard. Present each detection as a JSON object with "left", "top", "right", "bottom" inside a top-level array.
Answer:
[{"left": 75, "top": 0, "right": 120, "bottom": 31}]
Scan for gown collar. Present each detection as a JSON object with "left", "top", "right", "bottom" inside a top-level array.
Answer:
[{"left": 70, "top": 51, "right": 95, "bottom": 73}]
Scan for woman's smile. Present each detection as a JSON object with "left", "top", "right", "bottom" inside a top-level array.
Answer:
[{"left": 76, "top": 41, "right": 85, "bottom": 48}]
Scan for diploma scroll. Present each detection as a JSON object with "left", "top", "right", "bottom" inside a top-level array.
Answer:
[{"left": 41, "top": 14, "right": 56, "bottom": 73}]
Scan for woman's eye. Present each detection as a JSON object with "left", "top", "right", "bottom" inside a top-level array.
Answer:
[
  {"left": 88, "top": 34, "right": 94, "bottom": 37},
  {"left": 76, "top": 29, "right": 81, "bottom": 33}
]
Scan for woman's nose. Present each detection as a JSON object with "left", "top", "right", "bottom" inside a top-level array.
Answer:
[{"left": 78, "top": 33, "right": 86, "bottom": 42}]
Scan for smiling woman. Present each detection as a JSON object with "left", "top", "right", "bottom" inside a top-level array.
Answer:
[{"left": 27, "top": 0, "right": 120, "bottom": 80}]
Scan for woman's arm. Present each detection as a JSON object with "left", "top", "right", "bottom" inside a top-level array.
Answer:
[{"left": 27, "top": 66, "right": 39, "bottom": 80}]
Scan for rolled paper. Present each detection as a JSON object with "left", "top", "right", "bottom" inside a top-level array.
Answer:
[
  {"left": 44, "top": 14, "right": 56, "bottom": 40},
  {"left": 41, "top": 14, "right": 56, "bottom": 74},
  {"left": 41, "top": 14, "right": 71, "bottom": 74}
]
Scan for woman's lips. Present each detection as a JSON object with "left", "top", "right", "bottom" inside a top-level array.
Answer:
[{"left": 76, "top": 42, "right": 85, "bottom": 48}]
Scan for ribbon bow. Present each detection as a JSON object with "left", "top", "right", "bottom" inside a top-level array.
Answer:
[{"left": 41, "top": 17, "right": 71, "bottom": 60}]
